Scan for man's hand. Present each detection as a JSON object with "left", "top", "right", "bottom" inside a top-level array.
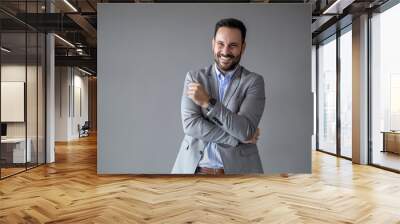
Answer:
[
  {"left": 243, "top": 128, "right": 260, "bottom": 144},
  {"left": 187, "top": 82, "right": 210, "bottom": 108}
]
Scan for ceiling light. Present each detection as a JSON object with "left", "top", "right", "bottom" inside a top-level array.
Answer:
[
  {"left": 322, "top": 0, "right": 346, "bottom": 14},
  {"left": 322, "top": 0, "right": 356, "bottom": 15},
  {"left": 54, "top": 34, "right": 75, "bottom": 48},
  {"left": 78, "top": 67, "right": 92, "bottom": 76},
  {"left": 76, "top": 48, "right": 84, "bottom": 55},
  {"left": 1, "top": 47, "right": 11, "bottom": 53},
  {"left": 63, "top": 0, "right": 78, "bottom": 12}
]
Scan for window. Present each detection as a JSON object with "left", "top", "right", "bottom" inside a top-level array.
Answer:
[
  {"left": 318, "top": 36, "right": 337, "bottom": 154},
  {"left": 339, "top": 28, "right": 352, "bottom": 158},
  {"left": 371, "top": 3, "right": 400, "bottom": 171}
]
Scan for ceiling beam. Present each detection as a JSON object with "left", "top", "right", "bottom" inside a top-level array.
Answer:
[
  {"left": 67, "top": 13, "right": 97, "bottom": 46},
  {"left": 55, "top": 55, "right": 96, "bottom": 71}
]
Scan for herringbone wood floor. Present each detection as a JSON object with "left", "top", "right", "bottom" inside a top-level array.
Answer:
[{"left": 1, "top": 134, "right": 400, "bottom": 223}]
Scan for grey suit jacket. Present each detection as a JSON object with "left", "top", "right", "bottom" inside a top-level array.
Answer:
[{"left": 171, "top": 64, "right": 266, "bottom": 174}]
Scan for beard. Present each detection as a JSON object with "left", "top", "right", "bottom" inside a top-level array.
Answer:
[{"left": 214, "top": 51, "right": 242, "bottom": 72}]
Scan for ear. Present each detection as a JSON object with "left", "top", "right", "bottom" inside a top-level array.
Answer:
[
  {"left": 241, "top": 41, "right": 246, "bottom": 54},
  {"left": 211, "top": 38, "right": 215, "bottom": 50}
]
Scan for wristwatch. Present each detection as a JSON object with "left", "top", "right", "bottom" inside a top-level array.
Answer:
[{"left": 207, "top": 98, "right": 217, "bottom": 111}]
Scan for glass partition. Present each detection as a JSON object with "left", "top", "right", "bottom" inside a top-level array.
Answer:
[
  {"left": 317, "top": 35, "right": 337, "bottom": 155},
  {"left": 1, "top": 31, "right": 28, "bottom": 177},
  {"left": 27, "top": 31, "right": 38, "bottom": 169},
  {"left": 0, "top": 1, "right": 46, "bottom": 179},
  {"left": 38, "top": 32, "right": 45, "bottom": 165}
]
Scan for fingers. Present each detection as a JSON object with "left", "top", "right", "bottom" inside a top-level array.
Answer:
[
  {"left": 186, "top": 89, "right": 195, "bottom": 95},
  {"left": 187, "top": 82, "right": 209, "bottom": 102},
  {"left": 188, "top": 82, "right": 200, "bottom": 86},
  {"left": 243, "top": 128, "right": 260, "bottom": 144},
  {"left": 188, "top": 82, "right": 201, "bottom": 90},
  {"left": 253, "top": 128, "right": 260, "bottom": 142},
  {"left": 186, "top": 84, "right": 198, "bottom": 95},
  {"left": 255, "top": 128, "right": 260, "bottom": 138},
  {"left": 186, "top": 90, "right": 199, "bottom": 99},
  {"left": 254, "top": 129, "right": 260, "bottom": 138},
  {"left": 187, "top": 83, "right": 200, "bottom": 96}
]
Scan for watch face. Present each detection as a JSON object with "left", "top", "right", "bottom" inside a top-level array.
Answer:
[{"left": 210, "top": 98, "right": 217, "bottom": 106}]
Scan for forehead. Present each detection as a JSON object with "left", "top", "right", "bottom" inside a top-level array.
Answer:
[{"left": 214, "top": 27, "right": 242, "bottom": 43}]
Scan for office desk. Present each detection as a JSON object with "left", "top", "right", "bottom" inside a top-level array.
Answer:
[
  {"left": 1, "top": 138, "right": 32, "bottom": 163},
  {"left": 382, "top": 131, "right": 400, "bottom": 154}
]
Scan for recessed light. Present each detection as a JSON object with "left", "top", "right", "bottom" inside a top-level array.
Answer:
[
  {"left": 63, "top": 0, "right": 78, "bottom": 12},
  {"left": 77, "top": 67, "right": 93, "bottom": 76},
  {"left": 54, "top": 34, "right": 75, "bottom": 48},
  {"left": 1, "top": 47, "right": 11, "bottom": 53}
]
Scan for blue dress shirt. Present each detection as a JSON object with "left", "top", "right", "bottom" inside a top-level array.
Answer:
[{"left": 198, "top": 64, "right": 238, "bottom": 168}]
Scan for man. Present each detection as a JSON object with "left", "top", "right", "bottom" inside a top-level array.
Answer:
[{"left": 171, "top": 18, "right": 266, "bottom": 175}]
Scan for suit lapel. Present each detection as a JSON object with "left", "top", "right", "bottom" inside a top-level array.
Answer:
[
  {"left": 222, "top": 66, "right": 242, "bottom": 106},
  {"left": 207, "top": 65, "right": 219, "bottom": 100}
]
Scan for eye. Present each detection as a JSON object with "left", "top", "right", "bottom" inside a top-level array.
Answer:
[{"left": 229, "top": 44, "right": 238, "bottom": 49}]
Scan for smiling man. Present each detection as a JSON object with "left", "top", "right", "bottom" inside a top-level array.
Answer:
[{"left": 171, "top": 18, "right": 266, "bottom": 175}]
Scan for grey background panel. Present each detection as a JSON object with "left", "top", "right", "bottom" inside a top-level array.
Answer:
[{"left": 98, "top": 3, "right": 312, "bottom": 174}]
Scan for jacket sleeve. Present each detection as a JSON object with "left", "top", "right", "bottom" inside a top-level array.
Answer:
[
  {"left": 206, "top": 75, "right": 266, "bottom": 142},
  {"left": 181, "top": 71, "right": 239, "bottom": 147}
]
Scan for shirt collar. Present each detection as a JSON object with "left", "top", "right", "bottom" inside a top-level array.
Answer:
[{"left": 214, "top": 63, "right": 239, "bottom": 81}]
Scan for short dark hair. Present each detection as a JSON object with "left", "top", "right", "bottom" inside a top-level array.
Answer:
[{"left": 214, "top": 18, "right": 247, "bottom": 43}]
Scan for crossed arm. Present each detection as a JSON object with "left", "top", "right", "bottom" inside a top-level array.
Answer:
[
  {"left": 182, "top": 71, "right": 266, "bottom": 146},
  {"left": 181, "top": 72, "right": 239, "bottom": 146}
]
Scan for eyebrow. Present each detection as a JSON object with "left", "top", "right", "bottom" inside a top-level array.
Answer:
[
  {"left": 216, "top": 40, "right": 240, "bottom": 45},
  {"left": 216, "top": 41, "right": 240, "bottom": 47}
]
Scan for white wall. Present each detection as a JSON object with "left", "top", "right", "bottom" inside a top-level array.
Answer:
[
  {"left": 71, "top": 72, "right": 89, "bottom": 138},
  {"left": 55, "top": 67, "right": 89, "bottom": 141},
  {"left": 1, "top": 65, "right": 40, "bottom": 138},
  {"left": 55, "top": 66, "right": 69, "bottom": 141}
]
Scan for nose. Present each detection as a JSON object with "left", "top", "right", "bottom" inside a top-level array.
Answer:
[{"left": 220, "top": 45, "right": 230, "bottom": 55}]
